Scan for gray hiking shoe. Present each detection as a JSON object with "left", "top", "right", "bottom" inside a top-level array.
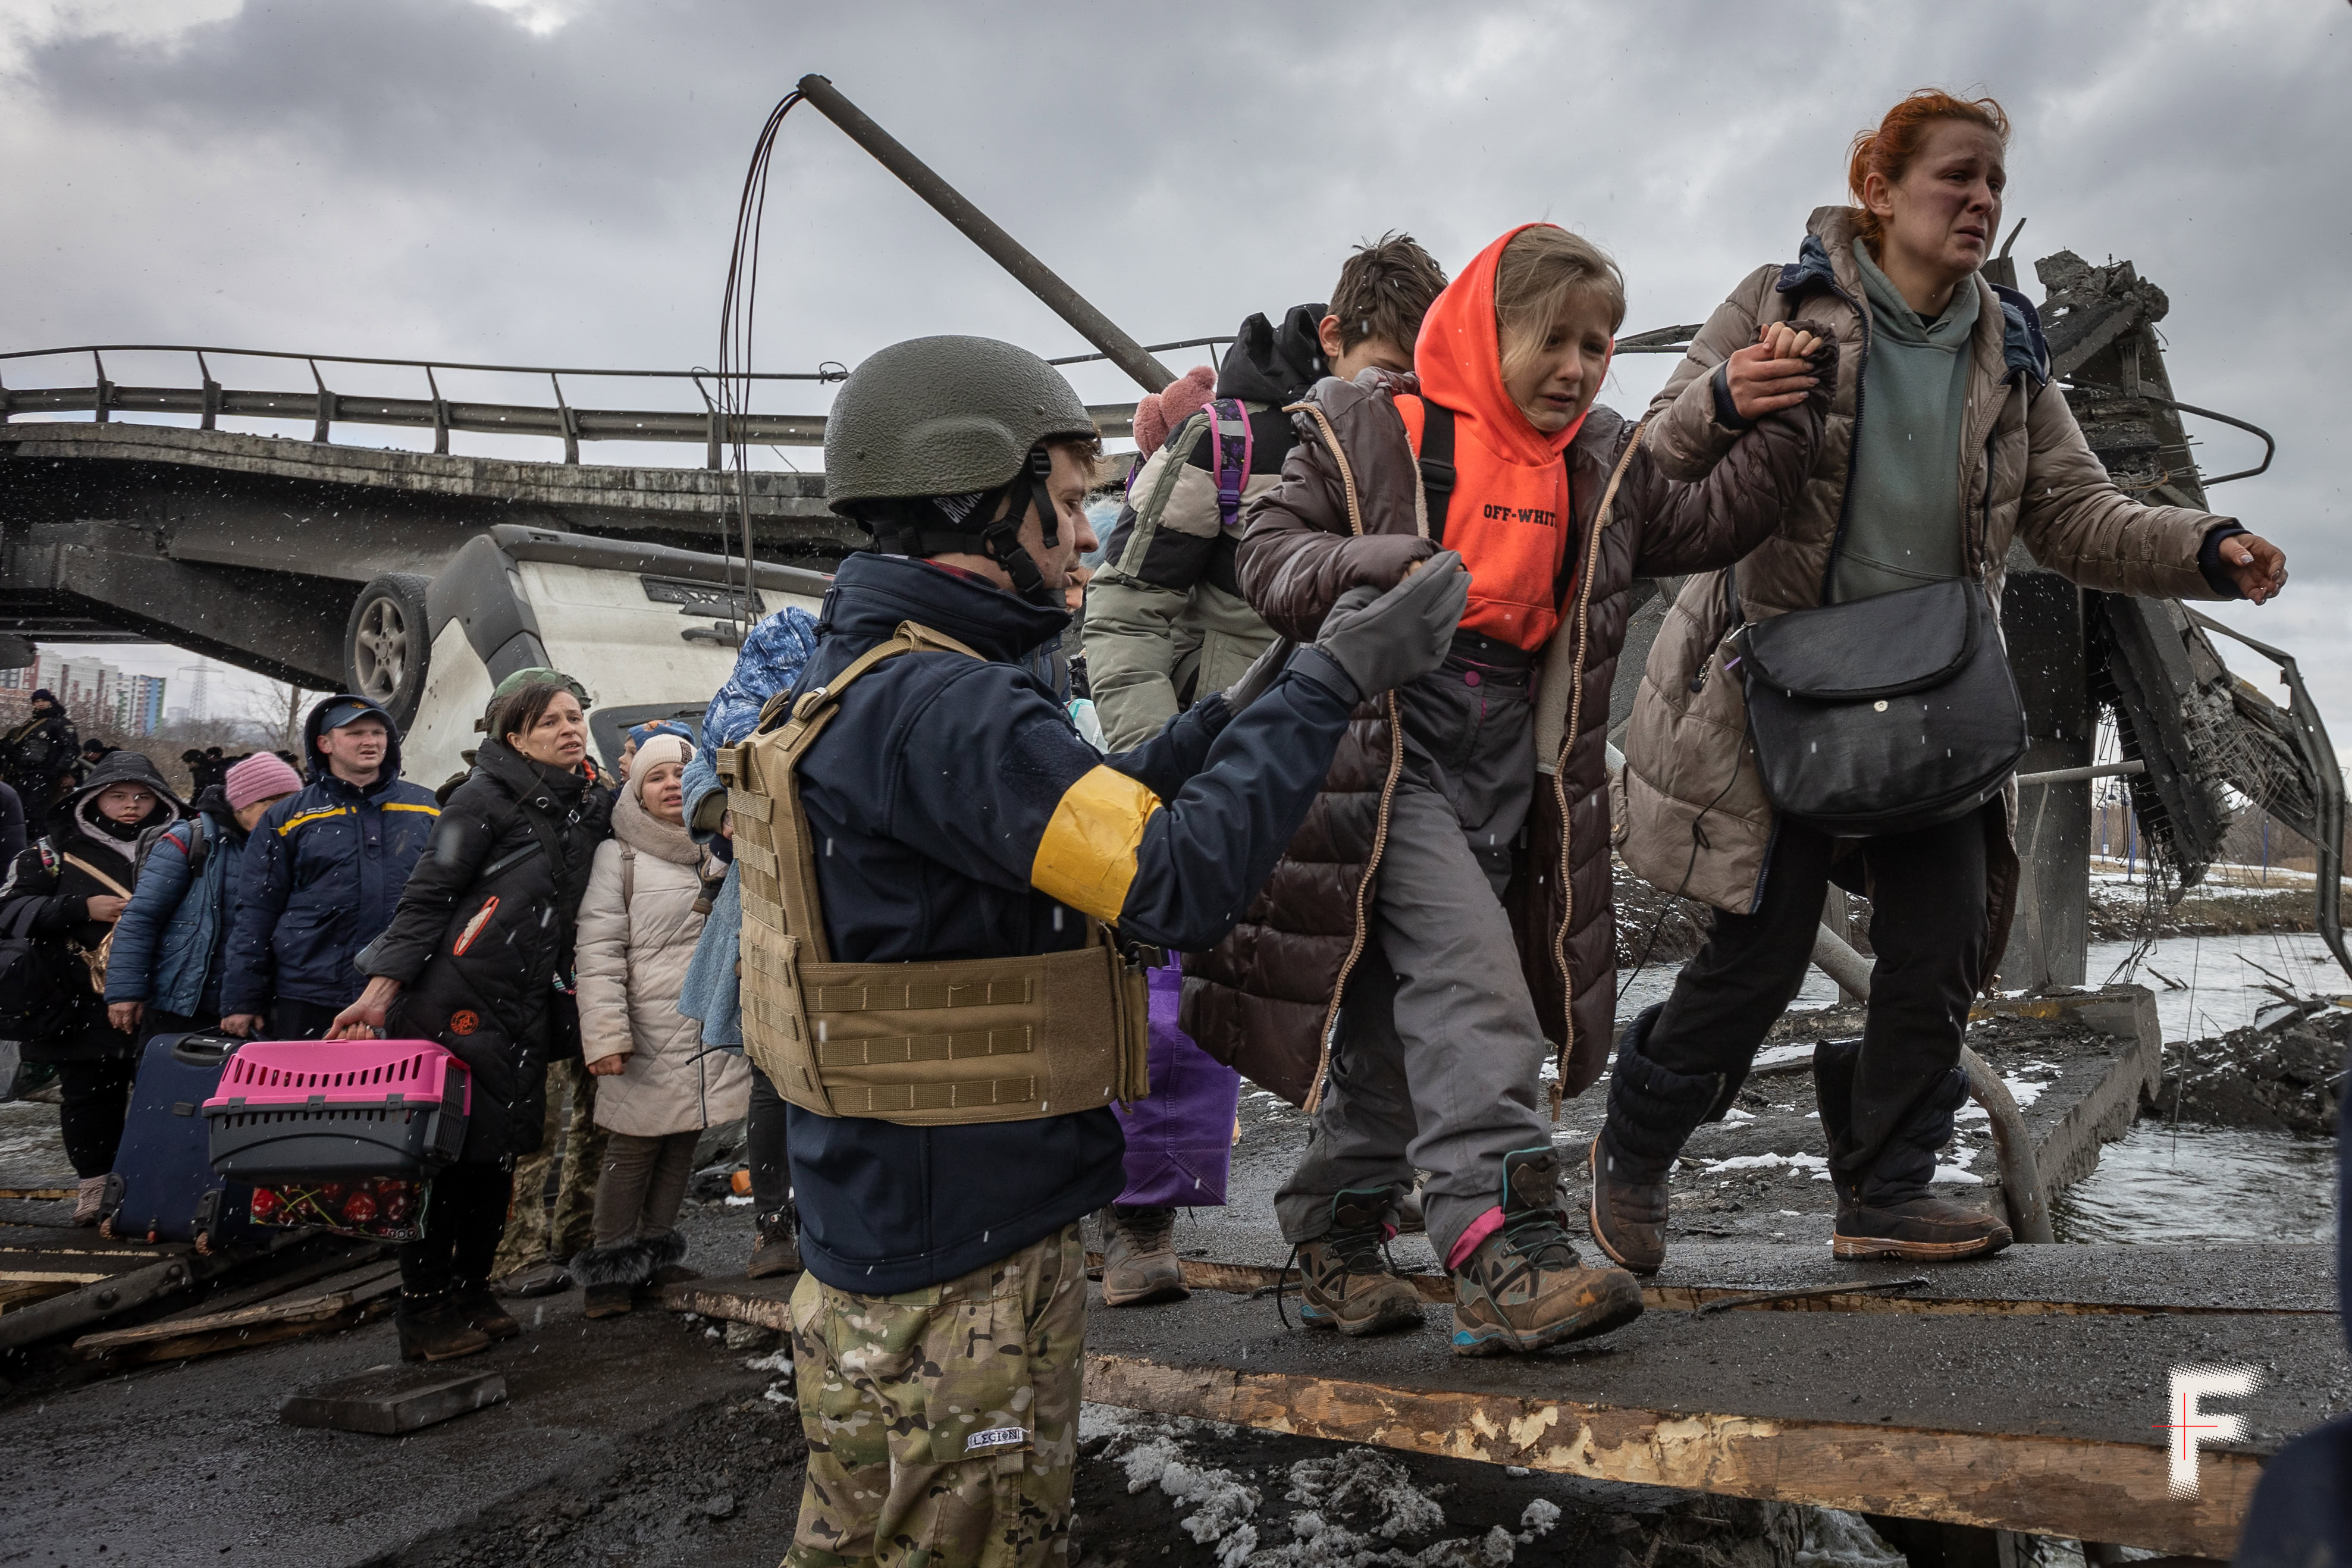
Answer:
[
  {"left": 1294, "top": 1187, "right": 1425, "bottom": 1336},
  {"left": 1098, "top": 1205, "right": 1188, "bottom": 1307}
]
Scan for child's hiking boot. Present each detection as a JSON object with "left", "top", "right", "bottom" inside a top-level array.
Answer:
[
  {"left": 1820, "top": 1049, "right": 2011, "bottom": 1262},
  {"left": 397, "top": 1292, "right": 493, "bottom": 1362},
  {"left": 1294, "top": 1187, "right": 1423, "bottom": 1336},
  {"left": 1452, "top": 1148, "right": 1643, "bottom": 1357},
  {"left": 747, "top": 1205, "right": 801, "bottom": 1279},
  {"left": 1588, "top": 1005, "right": 1723, "bottom": 1275},
  {"left": 1098, "top": 1205, "right": 1188, "bottom": 1307}
]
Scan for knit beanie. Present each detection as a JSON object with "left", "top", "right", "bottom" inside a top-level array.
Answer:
[
  {"left": 629, "top": 733, "right": 692, "bottom": 801},
  {"left": 225, "top": 751, "right": 304, "bottom": 811},
  {"left": 1129, "top": 364, "right": 1216, "bottom": 459}
]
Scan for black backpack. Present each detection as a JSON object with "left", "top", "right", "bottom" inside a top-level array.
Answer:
[{"left": 0, "top": 844, "right": 79, "bottom": 1039}]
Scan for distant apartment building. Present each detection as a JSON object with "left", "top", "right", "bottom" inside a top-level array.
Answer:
[{"left": 0, "top": 653, "right": 167, "bottom": 736}]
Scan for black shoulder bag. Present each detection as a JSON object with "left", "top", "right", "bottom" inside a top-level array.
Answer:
[{"left": 1736, "top": 575, "right": 2026, "bottom": 837}]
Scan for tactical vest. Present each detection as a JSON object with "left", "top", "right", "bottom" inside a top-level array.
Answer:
[{"left": 720, "top": 620, "right": 1153, "bottom": 1128}]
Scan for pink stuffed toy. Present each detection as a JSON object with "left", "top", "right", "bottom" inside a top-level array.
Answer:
[{"left": 1130, "top": 364, "right": 1216, "bottom": 459}]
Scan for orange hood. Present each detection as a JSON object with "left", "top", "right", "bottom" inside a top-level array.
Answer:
[{"left": 1413, "top": 223, "right": 1599, "bottom": 466}]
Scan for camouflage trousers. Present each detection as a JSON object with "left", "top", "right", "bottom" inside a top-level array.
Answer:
[
  {"left": 785, "top": 1223, "right": 1086, "bottom": 1568},
  {"left": 491, "top": 1058, "right": 606, "bottom": 1277}
]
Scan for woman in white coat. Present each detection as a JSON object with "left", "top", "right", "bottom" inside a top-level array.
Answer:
[{"left": 570, "top": 733, "right": 752, "bottom": 1316}]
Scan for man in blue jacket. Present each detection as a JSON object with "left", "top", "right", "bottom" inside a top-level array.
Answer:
[
  {"left": 219, "top": 694, "right": 438, "bottom": 1040},
  {"left": 757, "top": 336, "right": 1464, "bottom": 1566}
]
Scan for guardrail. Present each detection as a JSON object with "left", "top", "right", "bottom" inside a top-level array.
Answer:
[{"left": 0, "top": 328, "right": 1699, "bottom": 469}]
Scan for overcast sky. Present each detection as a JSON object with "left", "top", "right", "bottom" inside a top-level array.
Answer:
[{"left": 5, "top": 0, "right": 2348, "bottom": 735}]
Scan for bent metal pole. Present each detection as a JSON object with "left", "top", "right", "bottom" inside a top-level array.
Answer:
[{"left": 796, "top": 74, "right": 1176, "bottom": 395}]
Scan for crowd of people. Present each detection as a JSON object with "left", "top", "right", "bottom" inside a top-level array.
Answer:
[{"left": 0, "top": 84, "right": 2318, "bottom": 1564}]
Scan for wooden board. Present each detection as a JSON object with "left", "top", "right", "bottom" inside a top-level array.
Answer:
[
  {"left": 73, "top": 1263, "right": 400, "bottom": 1362},
  {"left": 1083, "top": 1354, "right": 2259, "bottom": 1559},
  {"left": 280, "top": 1365, "right": 507, "bottom": 1435}
]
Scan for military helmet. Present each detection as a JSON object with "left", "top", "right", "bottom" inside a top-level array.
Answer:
[
  {"left": 823, "top": 335, "right": 1096, "bottom": 512},
  {"left": 824, "top": 336, "right": 1097, "bottom": 607}
]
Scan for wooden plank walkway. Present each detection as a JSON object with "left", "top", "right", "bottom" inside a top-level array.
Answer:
[{"left": 669, "top": 1242, "right": 2345, "bottom": 1556}]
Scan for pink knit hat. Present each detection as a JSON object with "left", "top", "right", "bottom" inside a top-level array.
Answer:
[
  {"left": 224, "top": 751, "right": 304, "bottom": 811},
  {"left": 1130, "top": 364, "right": 1216, "bottom": 459}
]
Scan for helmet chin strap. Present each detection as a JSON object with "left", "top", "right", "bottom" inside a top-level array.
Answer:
[{"left": 977, "top": 448, "right": 1062, "bottom": 609}]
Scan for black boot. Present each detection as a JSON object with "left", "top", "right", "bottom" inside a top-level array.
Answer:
[
  {"left": 748, "top": 1205, "right": 801, "bottom": 1280},
  {"left": 1589, "top": 1006, "right": 1723, "bottom": 1274},
  {"left": 1830, "top": 1060, "right": 2012, "bottom": 1262},
  {"left": 397, "top": 1290, "right": 494, "bottom": 1362},
  {"left": 454, "top": 1278, "right": 520, "bottom": 1341}
]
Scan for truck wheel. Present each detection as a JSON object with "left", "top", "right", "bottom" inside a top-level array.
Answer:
[{"left": 344, "top": 573, "right": 434, "bottom": 727}]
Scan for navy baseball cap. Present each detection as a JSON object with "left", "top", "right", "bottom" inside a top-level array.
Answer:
[{"left": 315, "top": 698, "right": 384, "bottom": 733}]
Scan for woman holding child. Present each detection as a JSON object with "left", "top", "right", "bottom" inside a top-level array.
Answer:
[{"left": 1597, "top": 90, "right": 2288, "bottom": 1272}]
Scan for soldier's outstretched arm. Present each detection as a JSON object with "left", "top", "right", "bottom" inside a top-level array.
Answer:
[
  {"left": 1036, "top": 556, "right": 1467, "bottom": 951},
  {"left": 884, "top": 557, "right": 1464, "bottom": 951}
]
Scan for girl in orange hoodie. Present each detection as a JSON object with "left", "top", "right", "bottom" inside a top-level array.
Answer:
[{"left": 1190, "top": 225, "right": 1829, "bottom": 1355}]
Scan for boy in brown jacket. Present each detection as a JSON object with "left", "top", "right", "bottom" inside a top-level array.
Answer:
[{"left": 1185, "top": 223, "right": 1832, "bottom": 1354}]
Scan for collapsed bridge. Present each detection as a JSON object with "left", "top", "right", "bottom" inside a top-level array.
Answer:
[{"left": 0, "top": 244, "right": 2336, "bottom": 985}]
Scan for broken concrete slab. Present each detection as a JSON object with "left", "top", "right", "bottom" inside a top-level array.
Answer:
[{"left": 280, "top": 1363, "right": 507, "bottom": 1435}]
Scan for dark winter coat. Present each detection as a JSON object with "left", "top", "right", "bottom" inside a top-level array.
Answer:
[
  {"left": 358, "top": 738, "right": 612, "bottom": 1164},
  {"left": 105, "top": 786, "right": 247, "bottom": 1020},
  {"left": 0, "top": 751, "right": 184, "bottom": 1061},
  {"left": 2, "top": 709, "right": 79, "bottom": 811},
  {"left": 1186, "top": 331, "right": 1830, "bottom": 1106},
  {"left": 782, "top": 551, "right": 1360, "bottom": 1295},
  {"left": 219, "top": 695, "right": 440, "bottom": 1015},
  {"left": 0, "top": 781, "right": 23, "bottom": 866}
]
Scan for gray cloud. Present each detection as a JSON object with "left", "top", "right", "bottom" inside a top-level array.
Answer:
[{"left": 7, "top": 0, "right": 2350, "bottom": 703}]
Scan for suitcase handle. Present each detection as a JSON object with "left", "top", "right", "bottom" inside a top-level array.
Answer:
[{"left": 170, "top": 1034, "right": 237, "bottom": 1067}]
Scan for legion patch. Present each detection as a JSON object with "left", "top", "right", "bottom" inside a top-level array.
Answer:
[{"left": 964, "top": 1426, "right": 1028, "bottom": 1454}]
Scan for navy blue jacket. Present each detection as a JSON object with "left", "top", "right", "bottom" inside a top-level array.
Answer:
[
  {"left": 105, "top": 786, "right": 248, "bottom": 1018},
  {"left": 785, "top": 552, "right": 1360, "bottom": 1294},
  {"left": 221, "top": 696, "right": 440, "bottom": 1014}
]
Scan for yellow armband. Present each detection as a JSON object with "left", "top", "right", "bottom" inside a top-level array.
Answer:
[{"left": 1028, "top": 765, "right": 1162, "bottom": 923}]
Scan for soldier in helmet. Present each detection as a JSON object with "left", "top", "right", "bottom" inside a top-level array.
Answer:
[{"left": 743, "top": 336, "right": 1467, "bottom": 1565}]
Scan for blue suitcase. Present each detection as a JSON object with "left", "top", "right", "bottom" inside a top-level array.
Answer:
[{"left": 102, "top": 1031, "right": 253, "bottom": 1247}]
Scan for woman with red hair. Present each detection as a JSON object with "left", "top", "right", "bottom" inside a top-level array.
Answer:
[{"left": 1601, "top": 90, "right": 2290, "bottom": 1271}]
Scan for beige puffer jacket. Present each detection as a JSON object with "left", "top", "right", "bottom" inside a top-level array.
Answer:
[
  {"left": 1622, "top": 206, "right": 2240, "bottom": 959},
  {"left": 576, "top": 786, "right": 751, "bottom": 1138}
]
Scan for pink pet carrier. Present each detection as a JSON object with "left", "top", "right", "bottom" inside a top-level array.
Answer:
[{"left": 205, "top": 1039, "right": 471, "bottom": 1184}]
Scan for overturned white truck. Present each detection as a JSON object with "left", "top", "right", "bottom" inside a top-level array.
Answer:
[{"left": 341, "top": 523, "right": 829, "bottom": 788}]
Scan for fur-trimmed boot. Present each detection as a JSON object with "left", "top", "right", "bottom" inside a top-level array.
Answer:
[
  {"left": 1826, "top": 1052, "right": 2012, "bottom": 1262},
  {"left": 572, "top": 1235, "right": 656, "bottom": 1319},
  {"left": 639, "top": 1230, "right": 696, "bottom": 1291},
  {"left": 1589, "top": 1006, "right": 1724, "bottom": 1274}
]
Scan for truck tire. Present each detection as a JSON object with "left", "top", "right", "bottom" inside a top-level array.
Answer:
[{"left": 344, "top": 573, "right": 434, "bottom": 729}]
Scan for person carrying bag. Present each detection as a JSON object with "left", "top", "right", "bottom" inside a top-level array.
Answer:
[{"left": 1602, "top": 89, "right": 2289, "bottom": 1272}]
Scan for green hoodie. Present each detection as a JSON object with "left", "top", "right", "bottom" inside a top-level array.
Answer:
[{"left": 1832, "top": 242, "right": 1979, "bottom": 603}]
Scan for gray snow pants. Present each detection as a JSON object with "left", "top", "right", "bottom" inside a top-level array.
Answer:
[{"left": 1274, "top": 646, "right": 1556, "bottom": 1265}]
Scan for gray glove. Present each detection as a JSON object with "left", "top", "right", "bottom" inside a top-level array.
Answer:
[
  {"left": 1218, "top": 636, "right": 1297, "bottom": 717},
  {"left": 1310, "top": 550, "right": 1468, "bottom": 700}
]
